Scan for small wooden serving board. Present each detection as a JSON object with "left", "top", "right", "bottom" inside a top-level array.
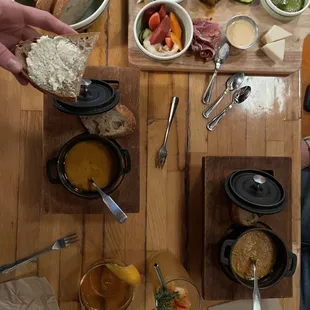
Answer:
[
  {"left": 202, "top": 156, "right": 292, "bottom": 300},
  {"left": 128, "top": 0, "right": 310, "bottom": 75},
  {"left": 42, "top": 66, "right": 141, "bottom": 214}
]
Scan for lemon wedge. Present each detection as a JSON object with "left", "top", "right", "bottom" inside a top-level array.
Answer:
[{"left": 106, "top": 264, "right": 141, "bottom": 286}]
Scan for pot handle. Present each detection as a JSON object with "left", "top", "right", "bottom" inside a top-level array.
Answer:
[
  {"left": 120, "top": 149, "right": 131, "bottom": 174},
  {"left": 285, "top": 252, "right": 297, "bottom": 277},
  {"left": 46, "top": 158, "right": 61, "bottom": 184},
  {"left": 220, "top": 239, "right": 235, "bottom": 266}
]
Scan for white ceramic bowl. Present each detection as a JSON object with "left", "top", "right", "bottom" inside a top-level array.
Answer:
[
  {"left": 71, "top": 0, "right": 110, "bottom": 31},
  {"left": 16, "top": 0, "right": 109, "bottom": 32},
  {"left": 133, "top": 1, "right": 194, "bottom": 62},
  {"left": 261, "top": 0, "right": 310, "bottom": 21}
]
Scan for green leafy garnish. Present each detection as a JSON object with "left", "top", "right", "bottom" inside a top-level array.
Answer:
[{"left": 155, "top": 288, "right": 180, "bottom": 310}]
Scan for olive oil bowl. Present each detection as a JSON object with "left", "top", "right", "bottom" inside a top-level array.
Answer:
[{"left": 261, "top": 0, "right": 310, "bottom": 21}]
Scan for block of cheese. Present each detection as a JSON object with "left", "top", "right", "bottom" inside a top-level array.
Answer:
[
  {"left": 261, "top": 25, "right": 292, "bottom": 45},
  {"left": 261, "top": 39, "right": 285, "bottom": 62}
]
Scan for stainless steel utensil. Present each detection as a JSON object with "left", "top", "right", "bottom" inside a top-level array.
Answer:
[
  {"left": 0, "top": 233, "right": 78, "bottom": 275},
  {"left": 207, "top": 85, "right": 251, "bottom": 131},
  {"left": 154, "top": 263, "right": 167, "bottom": 290},
  {"left": 202, "top": 72, "right": 245, "bottom": 119},
  {"left": 251, "top": 258, "right": 261, "bottom": 310},
  {"left": 202, "top": 42, "right": 230, "bottom": 104},
  {"left": 156, "top": 97, "right": 179, "bottom": 169},
  {"left": 90, "top": 179, "right": 127, "bottom": 223}
]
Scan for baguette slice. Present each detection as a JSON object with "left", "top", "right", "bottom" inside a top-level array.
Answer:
[
  {"left": 80, "top": 105, "right": 136, "bottom": 138},
  {"left": 15, "top": 33, "right": 99, "bottom": 103},
  {"left": 53, "top": 0, "right": 94, "bottom": 25}
]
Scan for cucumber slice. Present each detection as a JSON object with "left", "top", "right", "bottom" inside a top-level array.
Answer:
[
  {"left": 142, "top": 29, "right": 152, "bottom": 40},
  {"left": 139, "top": 29, "right": 152, "bottom": 45},
  {"left": 233, "top": 0, "right": 253, "bottom": 4}
]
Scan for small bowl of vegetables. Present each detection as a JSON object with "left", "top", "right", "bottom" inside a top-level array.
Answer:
[
  {"left": 133, "top": 1, "right": 194, "bottom": 61},
  {"left": 261, "top": 0, "right": 310, "bottom": 21}
]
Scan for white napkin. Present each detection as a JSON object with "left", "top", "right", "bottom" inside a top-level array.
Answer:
[
  {"left": 209, "top": 299, "right": 282, "bottom": 310},
  {"left": 0, "top": 277, "right": 59, "bottom": 310}
]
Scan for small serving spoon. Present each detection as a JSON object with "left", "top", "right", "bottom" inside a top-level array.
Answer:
[
  {"left": 250, "top": 258, "right": 261, "bottom": 310},
  {"left": 202, "top": 42, "right": 230, "bottom": 104},
  {"left": 89, "top": 178, "right": 127, "bottom": 223},
  {"left": 202, "top": 72, "right": 245, "bottom": 119},
  {"left": 207, "top": 85, "right": 251, "bottom": 131}
]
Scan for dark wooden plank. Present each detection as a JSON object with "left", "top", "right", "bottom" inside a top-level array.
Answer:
[
  {"left": 42, "top": 66, "right": 141, "bottom": 213},
  {"left": 202, "top": 156, "right": 292, "bottom": 300}
]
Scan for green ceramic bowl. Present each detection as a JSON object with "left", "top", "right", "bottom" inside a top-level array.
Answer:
[{"left": 15, "top": 0, "right": 109, "bottom": 31}]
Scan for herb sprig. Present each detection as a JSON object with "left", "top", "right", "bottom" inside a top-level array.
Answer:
[{"left": 155, "top": 287, "right": 180, "bottom": 310}]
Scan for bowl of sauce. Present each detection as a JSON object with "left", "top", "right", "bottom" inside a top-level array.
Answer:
[
  {"left": 220, "top": 227, "right": 297, "bottom": 289},
  {"left": 46, "top": 133, "right": 131, "bottom": 199},
  {"left": 225, "top": 15, "right": 258, "bottom": 51}
]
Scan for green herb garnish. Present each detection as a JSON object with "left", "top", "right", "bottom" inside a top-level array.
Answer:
[{"left": 155, "top": 288, "right": 180, "bottom": 310}]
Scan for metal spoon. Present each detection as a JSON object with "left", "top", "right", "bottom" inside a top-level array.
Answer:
[
  {"left": 207, "top": 85, "right": 251, "bottom": 131},
  {"left": 251, "top": 258, "right": 261, "bottom": 310},
  {"left": 89, "top": 178, "right": 128, "bottom": 223},
  {"left": 202, "top": 72, "right": 245, "bottom": 119},
  {"left": 202, "top": 42, "right": 230, "bottom": 104}
]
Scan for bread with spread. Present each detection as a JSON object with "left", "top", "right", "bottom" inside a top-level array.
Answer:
[
  {"left": 35, "top": 0, "right": 94, "bottom": 25},
  {"left": 14, "top": 33, "right": 99, "bottom": 103}
]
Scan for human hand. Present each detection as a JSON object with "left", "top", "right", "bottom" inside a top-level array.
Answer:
[{"left": 0, "top": 0, "right": 77, "bottom": 85}]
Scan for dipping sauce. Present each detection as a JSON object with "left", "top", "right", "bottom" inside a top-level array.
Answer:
[
  {"left": 226, "top": 18, "right": 256, "bottom": 49},
  {"left": 231, "top": 231, "right": 277, "bottom": 280},
  {"left": 64, "top": 140, "right": 117, "bottom": 191}
]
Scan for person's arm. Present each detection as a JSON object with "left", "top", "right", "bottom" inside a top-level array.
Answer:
[{"left": 0, "top": 0, "right": 76, "bottom": 84}]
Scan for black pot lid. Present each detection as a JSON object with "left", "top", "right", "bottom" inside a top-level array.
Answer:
[
  {"left": 224, "top": 169, "right": 286, "bottom": 215},
  {"left": 53, "top": 79, "right": 120, "bottom": 116}
]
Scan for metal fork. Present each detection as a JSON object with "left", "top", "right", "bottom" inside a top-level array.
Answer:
[
  {"left": 0, "top": 233, "right": 79, "bottom": 275},
  {"left": 156, "top": 97, "right": 179, "bottom": 169}
]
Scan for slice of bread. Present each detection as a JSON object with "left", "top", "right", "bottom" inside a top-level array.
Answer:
[
  {"left": 14, "top": 33, "right": 99, "bottom": 103},
  {"left": 35, "top": 0, "right": 57, "bottom": 12},
  {"left": 230, "top": 205, "right": 259, "bottom": 226},
  {"left": 80, "top": 105, "right": 136, "bottom": 138},
  {"left": 53, "top": 0, "right": 94, "bottom": 25}
]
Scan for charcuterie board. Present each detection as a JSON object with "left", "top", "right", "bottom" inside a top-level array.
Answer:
[{"left": 128, "top": 0, "right": 310, "bottom": 75}]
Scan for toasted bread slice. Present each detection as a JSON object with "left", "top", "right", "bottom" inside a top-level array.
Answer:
[
  {"left": 14, "top": 33, "right": 99, "bottom": 103},
  {"left": 53, "top": 0, "right": 94, "bottom": 25},
  {"left": 35, "top": 0, "right": 57, "bottom": 12},
  {"left": 80, "top": 105, "right": 136, "bottom": 138},
  {"left": 230, "top": 205, "right": 259, "bottom": 226}
]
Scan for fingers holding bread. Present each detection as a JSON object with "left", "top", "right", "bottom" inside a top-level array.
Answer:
[{"left": 23, "top": 4, "right": 76, "bottom": 34}]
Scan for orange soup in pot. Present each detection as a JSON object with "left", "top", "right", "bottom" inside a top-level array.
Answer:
[{"left": 64, "top": 140, "right": 117, "bottom": 191}]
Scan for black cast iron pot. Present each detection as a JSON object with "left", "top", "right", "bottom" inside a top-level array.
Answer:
[
  {"left": 220, "top": 226, "right": 297, "bottom": 289},
  {"left": 46, "top": 133, "right": 131, "bottom": 199}
]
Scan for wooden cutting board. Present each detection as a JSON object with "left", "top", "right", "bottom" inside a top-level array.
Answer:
[
  {"left": 42, "top": 66, "right": 141, "bottom": 214},
  {"left": 202, "top": 156, "right": 292, "bottom": 300},
  {"left": 128, "top": 0, "right": 310, "bottom": 75}
]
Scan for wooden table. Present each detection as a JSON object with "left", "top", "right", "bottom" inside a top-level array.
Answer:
[{"left": 0, "top": 1, "right": 301, "bottom": 309}]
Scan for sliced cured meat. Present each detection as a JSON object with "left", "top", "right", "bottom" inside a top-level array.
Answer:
[
  {"left": 191, "top": 19, "right": 221, "bottom": 61},
  {"left": 149, "top": 15, "right": 171, "bottom": 45}
]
